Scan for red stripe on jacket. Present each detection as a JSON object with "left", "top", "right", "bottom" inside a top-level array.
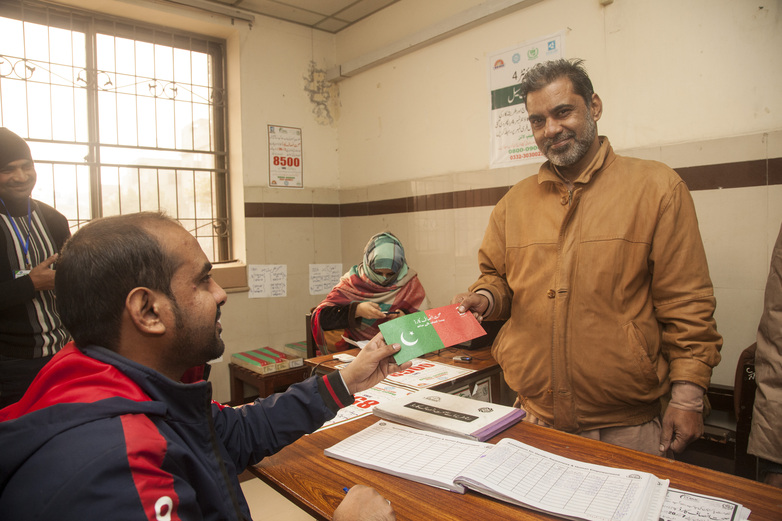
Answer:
[
  {"left": 322, "top": 374, "right": 347, "bottom": 408},
  {"left": 121, "top": 414, "right": 182, "bottom": 521}
]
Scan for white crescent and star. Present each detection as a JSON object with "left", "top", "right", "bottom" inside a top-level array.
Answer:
[{"left": 400, "top": 331, "right": 418, "bottom": 346}]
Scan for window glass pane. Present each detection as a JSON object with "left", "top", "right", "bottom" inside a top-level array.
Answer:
[
  {"left": 195, "top": 171, "right": 213, "bottom": 219},
  {"left": 99, "top": 90, "right": 119, "bottom": 145},
  {"left": 119, "top": 167, "right": 141, "bottom": 214},
  {"left": 136, "top": 95, "right": 157, "bottom": 147},
  {"left": 23, "top": 22, "right": 49, "bottom": 62},
  {"left": 173, "top": 47, "right": 191, "bottom": 87},
  {"left": 0, "top": 17, "right": 24, "bottom": 56},
  {"left": 53, "top": 164, "right": 86, "bottom": 219},
  {"left": 156, "top": 97, "right": 175, "bottom": 149},
  {"left": 30, "top": 162, "right": 55, "bottom": 207},
  {"left": 27, "top": 141, "right": 88, "bottom": 164},
  {"left": 96, "top": 34, "right": 116, "bottom": 73},
  {"left": 139, "top": 168, "right": 159, "bottom": 211},
  {"left": 49, "top": 26, "right": 75, "bottom": 67},
  {"left": 51, "top": 85, "right": 78, "bottom": 141},
  {"left": 175, "top": 100, "right": 193, "bottom": 149},
  {"left": 177, "top": 169, "right": 195, "bottom": 219},
  {"left": 135, "top": 40, "right": 154, "bottom": 79},
  {"left": 158, "top": 169, "right": 178, "bottom": 216},
  {"left": 100, "top": 166, "right": 120, "bottom": 216},
  {"left": 0, "top": 80, "right": 29, "bottom": 134},
  {"left": 155, "top": 43, "right": 173, "bottom": 82},
  {"left": 27, "top": 82, "right": 52, "bottom": 139},
  {"left": 116, "top": 37, "right": 135, "bottom": 76}
]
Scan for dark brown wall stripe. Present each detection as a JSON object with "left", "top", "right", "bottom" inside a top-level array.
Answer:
[
  {"left": 676, "top": 158, "right": 776, "bottom": 191},
  {"left": 246, "top": 157, "right": 780, "bottom": 218}
]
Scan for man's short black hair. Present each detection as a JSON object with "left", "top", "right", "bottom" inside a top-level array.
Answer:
[
  {"left": 56, "top": 212, "right": 182, "bottom": 350},
  {"left": 519, "top": 58, "right": 595, "bottom": 107}
]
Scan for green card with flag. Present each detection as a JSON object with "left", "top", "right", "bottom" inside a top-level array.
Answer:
[{"left": 379, "top": 304, "right": 486, "bottom": 364}]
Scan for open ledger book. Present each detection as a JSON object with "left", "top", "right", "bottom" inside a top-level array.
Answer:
[{"left": 325, "top": 421, "right": 668, "bottom": 521}]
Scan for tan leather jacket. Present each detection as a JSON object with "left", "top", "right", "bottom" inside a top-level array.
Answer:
[
  {"left": 471, "top": 138, "right": 722, "bottom": 432},
  {"left": 748, "top": 222, "right": 782, "bottom": 464}
]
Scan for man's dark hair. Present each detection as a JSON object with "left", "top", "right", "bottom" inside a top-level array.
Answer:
[
  {"left": 519, "top": 58, "right": 595, "bottom": 107},
  {"left": 56, "top": 212, "right": 182, "bottom": 350}
]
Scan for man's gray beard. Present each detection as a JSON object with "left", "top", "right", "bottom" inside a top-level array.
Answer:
[{"left": 545, "top": 116, "right": 597, "bottom": 167}]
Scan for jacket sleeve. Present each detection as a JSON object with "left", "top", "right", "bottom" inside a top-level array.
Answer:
[
  {"left": 318, "top": 302, "right": 361, "bottom": 330},
  {"left": 212, "top": 372, "right": 353, "bottom": 469},
  {"left": 649, "top": 180, "right": 722, "bottom": 388},
  {"left": 748, "top": 222, "right": 782, "bottom": 464},
  {"left": 469, "top": 197, "right": 514, "bottom": 320}
]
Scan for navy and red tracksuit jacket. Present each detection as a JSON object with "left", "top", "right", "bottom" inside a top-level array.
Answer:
[{"left": 0, "top": 343, "right": 353, "bottom": 520}]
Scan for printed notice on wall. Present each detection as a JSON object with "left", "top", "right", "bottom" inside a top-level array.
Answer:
[
  {"left": 268, "top": 125, "right": 303, "bottom": 188},
  {"left": 488, "top": 31, "right": 563, "bottom": 169},
  {"left": 248, "top": 264, "right": 287, "bottom": 298},
  {"left": 309, "top": 263, "right": 342, "bottom": 295}
]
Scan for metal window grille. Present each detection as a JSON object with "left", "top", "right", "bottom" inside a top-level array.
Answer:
[{"left": 0, "top": 0, "right": 230, "bottom": 261}]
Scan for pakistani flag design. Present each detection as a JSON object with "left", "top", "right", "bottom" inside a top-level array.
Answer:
[{"left": 379, "top": 304, "right": 486, "bottom": 364}]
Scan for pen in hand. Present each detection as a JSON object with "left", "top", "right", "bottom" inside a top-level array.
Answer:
[{"left": 343, "top": 486, "right": 391, "bottom": 505}]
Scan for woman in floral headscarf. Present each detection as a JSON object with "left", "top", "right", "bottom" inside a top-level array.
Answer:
[{"left": 311, "top": 232, "right": 428, "bottom": 354}]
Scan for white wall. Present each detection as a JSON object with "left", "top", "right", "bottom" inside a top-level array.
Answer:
[{"left": 336, "top": 0, "right": 782, "bottom": 187}]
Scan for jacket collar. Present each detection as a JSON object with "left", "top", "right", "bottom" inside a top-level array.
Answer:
[
  {"left": 84, "top": 344, "right": 214, "bottom": 423},
  {"left": 538, "top": 136, "right": 616, "bottom": 187}
]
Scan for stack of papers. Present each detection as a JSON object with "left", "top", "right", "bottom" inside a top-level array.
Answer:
[{"left": 372, "top": 388, "right": 524, "bottom": 441}]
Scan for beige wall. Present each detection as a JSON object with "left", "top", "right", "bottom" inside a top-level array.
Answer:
[
  {"left": 61, "top": 0, "right": 781, "bottom": 401},
  {"left": 336, "top": 0, "right": 782, "bottom": 186}
]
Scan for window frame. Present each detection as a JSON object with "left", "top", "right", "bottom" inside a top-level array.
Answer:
[{"left": 0, "top": 0, "right": 232, "bottom": 262}]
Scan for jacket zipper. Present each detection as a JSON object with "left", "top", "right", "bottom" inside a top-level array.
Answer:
[
  {"left": 552, "top": 185, "right": 578, "bottom": 430},
  {"left": 204, "top": 395, "right": 247, "bottom": 520}
]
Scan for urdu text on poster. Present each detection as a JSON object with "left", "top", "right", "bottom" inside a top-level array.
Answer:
[
  {"left": 489, "top": 31, "right": 564, "bottom": 169},
  {"left": 268, "top": 125, "right": 303, "bottom": 187}
]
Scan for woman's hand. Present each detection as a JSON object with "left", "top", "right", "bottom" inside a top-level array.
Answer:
[{"left": 356, "top": 302, "right": 386, "bottom": 320}]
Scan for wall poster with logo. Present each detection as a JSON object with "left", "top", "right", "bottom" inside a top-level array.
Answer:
[
  {"left": 488, "top": 31, "right": 564, "bottom": 169},
  {"left": 268, "top": 125, "right": 303, "bottom": 187}
]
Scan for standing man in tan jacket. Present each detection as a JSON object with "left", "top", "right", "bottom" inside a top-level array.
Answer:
[
  {"left": 454, "top": 59, "right": 721, "bottom": 456},
  {"left": 748, "top": 222, "right": 782, "bottom": 486}
]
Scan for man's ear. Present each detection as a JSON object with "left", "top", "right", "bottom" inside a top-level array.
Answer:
[
  {"left": 590, "top": 93, "right": 603, "bottom": 122},
  {"left": 126, "top": 287, "right": 167, "bottom": 335}
]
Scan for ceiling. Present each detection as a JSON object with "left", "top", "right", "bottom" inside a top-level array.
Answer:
[{"left": 210, "top": 0, "right": 400, "bottom": 33}]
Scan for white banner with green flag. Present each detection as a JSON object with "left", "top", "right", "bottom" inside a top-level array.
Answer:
[{"left": 488, "top": 31, "right": 564, "bottom": 169}]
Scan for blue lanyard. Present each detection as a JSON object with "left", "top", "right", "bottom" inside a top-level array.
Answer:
[{"left": 0, "top": 197, "right": 32, "bottom": 269}]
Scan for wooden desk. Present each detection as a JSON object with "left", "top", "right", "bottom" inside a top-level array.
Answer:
[
  {"left": 228, "top": 363, "right": 310, "bottom": 404},
  {"left": 250, "top": 416, "right": 782, "bottom": 521},
  {"left": 305, "top": 345, "right": 513, "bottom": 405}
]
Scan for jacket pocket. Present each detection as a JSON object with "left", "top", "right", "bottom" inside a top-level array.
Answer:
[{"left": 622, "top": 321, "right": 660, "bottom": 390}]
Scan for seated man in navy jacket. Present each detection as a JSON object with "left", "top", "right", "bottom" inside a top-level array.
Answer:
[{"left": 0, "top": 211, "right": 406, "bottom": 520}]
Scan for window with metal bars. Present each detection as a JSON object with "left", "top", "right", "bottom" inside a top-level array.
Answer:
[{"left": 0, "top": 0, "right": 230, "bottom": 262}]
